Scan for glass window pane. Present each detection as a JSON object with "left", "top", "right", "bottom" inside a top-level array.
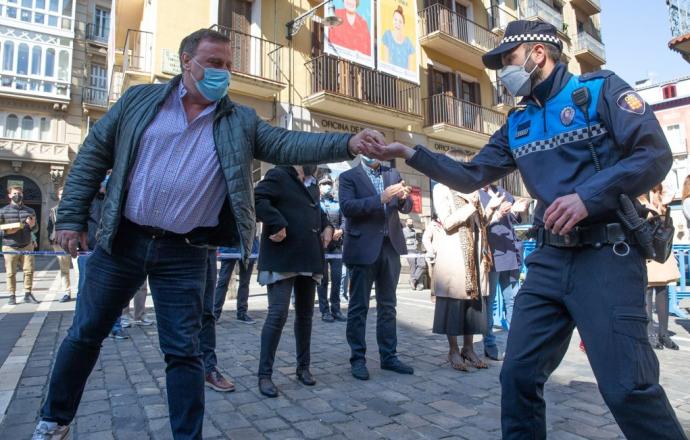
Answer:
[
  {"left": 17, "top": 43, "right": 28, "bottom": 75},
  {"left": 31, "top": 46, "right": 41, "bottom": 75},
  {"left": 21, "top": 116, "right": 34, "bottom": 139},
  {"left": 62, "top": 0, "right": 72, "bottom": 16},
  {"left": 21, "top": 0, "right": 32, "bottom": 8},
  {"left": 20, "top": 9, "right": 31, "bottom": 21},
  {"left": 57, "top": 50, "right": 68, "bottom": 81},
  {"left": 34, "top": 12, "right": 44, "bottom": 23},
  {"left": 36, "top": 0, "right": 45, "bottom": 8},
  {"left": 8, "top": 7, "right": 17, "bottom": 18},
  {"left": 40, "top": 117, "right": 50, "bottom": 140},
  {"left": 48, "top": 14, "right": 57, "bottom": 26},
  {"left": 49, "top": 0, "right": 58, "bottom": 12},
  {"left": 45, "top": 48, "right": 54, "bottom": 76},
  {"left": 5, "top": 115, "right": 18, "bottom": 138},
  {"left": 3, "top": 41, "right": 14, "bottom": 71}
]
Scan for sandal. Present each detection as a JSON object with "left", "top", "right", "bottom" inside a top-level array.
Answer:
[
  {"left": 461, "top": 347, "right": 488, "bottom": 369},
  {"left": 447, "top": 352, "right": 469, "bottom": 372}
]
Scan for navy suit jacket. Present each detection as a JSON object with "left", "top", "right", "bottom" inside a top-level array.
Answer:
[{"left": 339, "top": 165, "right": 412, "bottom": 265}]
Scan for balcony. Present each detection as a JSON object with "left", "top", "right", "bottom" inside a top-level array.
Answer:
[
  {"left": 492, "top": 81, "right": 515, "bottom": 111},
  {"left": 487, "top": 5, "right": 518, "bottom": 34},
  {"left": 423, "top": 94, "right": 506, "bottom": 148},
  {"left": 211, "top": 25, "right": 285, "bottom": 98},
  {"left": 0, "top": 138, "right": 70, "bottom": 165},
  {"left": 82, "top": 87, "right": 108, "bottom": 109},
  {"left": 85, "top": 23, "right": 108, "bottom": 46},
  {"left": 570, "top": 0, "right": 601, "bottom": 16},
  {"left": 303, "top": 54, "right": 422, "bottom": 129},
  {"left": 573, "top": 31, "right": 605, "bottom": 65},
  {"left": 519, "top": 0, "right": 564, "bottom": 34},
  {"left": 108, "top": 65, "right": 123, "bottom": 104},
  {"left": 419, "top": 3, "right": 499, "bottom": 66},
  {"left": 0, "top": 73, "right": 70, "bottom": 102},
  {"left": 122, "top": 29, "right": 154, "bottom": 90}
]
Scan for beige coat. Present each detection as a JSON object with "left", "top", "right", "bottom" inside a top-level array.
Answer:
[{"left": 427, "top": 184, "right": 491, "bottom": 300}]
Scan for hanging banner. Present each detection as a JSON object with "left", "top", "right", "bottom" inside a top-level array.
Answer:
[
  {"left": 377, "top": 0, "right": 419, "bottom": 84},
  {"left": 325, "top": 0, "right": 375, "bottom": 68}
]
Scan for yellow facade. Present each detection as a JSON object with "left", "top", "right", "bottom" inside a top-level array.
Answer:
[{"left": 107, "top": 0, "right": 605, "bottom": 223}]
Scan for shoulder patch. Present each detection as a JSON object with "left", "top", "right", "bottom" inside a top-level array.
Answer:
[
  {"left": 579, "top": 70, "right": 615, "bottom": 82},
  {"left": 616, "top": 91, "right": 645, "bottom": 115}
]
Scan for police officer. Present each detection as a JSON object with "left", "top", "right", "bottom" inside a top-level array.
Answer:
[{"left": 374, "top": 20, "right": 687, "bottom": 440}]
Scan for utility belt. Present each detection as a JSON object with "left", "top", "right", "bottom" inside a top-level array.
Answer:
[{"left": 533, "top": 222, "right": 635, "bottom": 253}]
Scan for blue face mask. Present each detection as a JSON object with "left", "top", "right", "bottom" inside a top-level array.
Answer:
[
  {"left": 361, "top": 156, "right": 379, "bottom": 167},
  {"left": 191, "top": 59, "right": 231, "bottom": 102}
]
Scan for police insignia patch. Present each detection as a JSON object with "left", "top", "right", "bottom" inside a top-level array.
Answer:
[
  {"left": 516, "top": 121, "right": 530, "bottom": 139},
  {"left": 560, "top": 106, "right": 575, "bottom": 126},
  {"left": 617, "top": 91, "right": 645, "bottom": 115}
]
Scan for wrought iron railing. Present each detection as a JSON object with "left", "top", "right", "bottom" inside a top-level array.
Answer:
[
  {"left": 419, "top": 3, "right": 499, "bottom": 52},
  {"left": 85, "top": 23, "right": 108, "bottom": 44},
  {"left": 519, "top": 0, "right": 564, "bottom": 31},
  {"left": 123, "top": 29, "right": 153, "bottom": 74},
  {"left": 83, "top": 87, "right": 108, "bottom": 107},
  {"left": 424, "top": 94, "right": 505, "bottom": 136},
  {"left": 212, "top": 25, "right": 283, "bottom": 83},
  {"left": 305, "top": 54, "right": 421, "bottom": 116},
  {"left": 574, "top": 32, "right": 605, "bottom": 61},
  {"left": 492, "top": 81, "right": 515, "bottom": 108}
]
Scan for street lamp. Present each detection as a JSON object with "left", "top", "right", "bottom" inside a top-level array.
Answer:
[{"left": 286, "top": 0, "right": 342, "bottom": 40}]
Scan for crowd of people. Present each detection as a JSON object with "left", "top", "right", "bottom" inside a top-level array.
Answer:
[{"left": 0, "top": 21, "right": 684, "bottom": 440}]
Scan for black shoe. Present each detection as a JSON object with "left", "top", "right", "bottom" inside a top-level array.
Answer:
[
  {"left": 660, "top": 334, "right": 679, "bottom": 350},
  {"left": 351, "top": 363, "right": 370, "bottom": 380},
  {"left": 484, "top": 346, "right": 503, "bottom": 361},
  {"left": 649, "top": 333, "right": 664, "bottom": 350},
  {"left": 258, "top": 377, "right": 278, "bottom": 398},
  {"left": 7, "top": 295, "right": 16, "bottom": 305},
  {"left": 381, "top": 359, "right": 414, "bottom": 375},
  {"left": 236, "top": 313, "right": 256, "bottom": 324},
  {"left": 296, "top": 369, "right": 316, "bottom": 386},
  {"left": 321, "top": 312, "right": 335, "bottom": 323},
  {"left": 24, "top": 293, "right": 40, "bottom": 304},
  {"left": 59, "top": 294, "right": 71, "bottom": 303},
  {"left": 332, "top": 310, "right": 347, "bottom": 322}
]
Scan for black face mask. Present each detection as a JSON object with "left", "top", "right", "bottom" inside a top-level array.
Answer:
[
  {"left": 11, "top": 194, "right": 22, "bottom": 204},
  {"left": 302, "top": 165, "right": 317, "bottom": 177}
]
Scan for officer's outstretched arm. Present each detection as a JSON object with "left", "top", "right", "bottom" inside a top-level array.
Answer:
[
  {"left": 405, "top": 124, "right": 517, "bottom": 193},
  {"left": 574, "top": 74, "right": 672, "bottom": 219}
]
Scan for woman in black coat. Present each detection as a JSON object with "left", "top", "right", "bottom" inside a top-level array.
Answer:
[{"left": 254, "top": 165, "right": 333, "bottom": 398}]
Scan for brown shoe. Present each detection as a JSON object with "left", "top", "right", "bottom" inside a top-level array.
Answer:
[{"left": 205, "top": 368, "right": 235, "bottom": 392}]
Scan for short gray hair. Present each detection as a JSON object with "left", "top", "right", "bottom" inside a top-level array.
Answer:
[{"left": 178, "top": 28, "right": 231, "bottom": 63}]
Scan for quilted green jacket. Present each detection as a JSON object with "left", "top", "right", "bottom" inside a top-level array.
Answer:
[{"left": 57, "top": 75, "right": 352, "bottom": 260}]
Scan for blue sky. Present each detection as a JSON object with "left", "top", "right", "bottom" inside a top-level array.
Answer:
[{"left": 601, "top": 0, "right": 688, "bottom": 85}]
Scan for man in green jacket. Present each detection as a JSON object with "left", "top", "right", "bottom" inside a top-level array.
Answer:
[{"left": 32, "top": 28, "right": 382, "bottom": 440}]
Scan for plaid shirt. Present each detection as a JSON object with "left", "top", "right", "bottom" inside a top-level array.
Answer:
[{"left": 363, "top": 163, "right": 384, "bottom": 195}]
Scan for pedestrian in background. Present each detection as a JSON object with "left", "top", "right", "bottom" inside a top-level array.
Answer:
[
  {"left": 403, "top": 218, "right": 425, "bottom": 291},
  {"left": 214, "top": 237, "right": 258, "bottom": 324},
  {"left": 317, "top": 174, "right": 346, "bottom": 322},
  {"left": 48, "top": 187, "right": 73, "bottom": 303}
]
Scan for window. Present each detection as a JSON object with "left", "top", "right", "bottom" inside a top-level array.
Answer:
[
  {"left": 89, "top": 64, "right": 106, "bottom": 89},
  {"left": 3, "top": 41, "right": 14, "bottom": 71},
  {"left": 57, "top": 50, "right": 68, "bottom": 81},
  {"left": 31, "top": 46, "right": 41, "bottom": 75},
  {"left": 21, "top": 116, "right": 34, "bottom": 139},
  {"left": 17, "top": 43, "right": 28, "bottom": 75},
  {"left": 666, "top": 124, "right": 686, "bottom": 156},
  {"left": 663, "top": 84, "right": 677, "bottom": 100},
  {"left": 44, "top": 48, "right": 54, "bottom": 76},
  {"left": 4, "top": 114, "right": 18, "bottom": 138},
  {"left": 94, "top": 7, "right": 110, "bottom": 40},
  {"left": 40, "top": 117, "right": 50, "bottom": 141}
]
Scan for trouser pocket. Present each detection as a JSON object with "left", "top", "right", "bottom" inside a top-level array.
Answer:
[{"left": 612, "top": 307, "right": 660, "bottom": 391}]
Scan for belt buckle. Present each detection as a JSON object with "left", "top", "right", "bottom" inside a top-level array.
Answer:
[{"left": 563, "top": 226, "right": 580, "bottom": 247}]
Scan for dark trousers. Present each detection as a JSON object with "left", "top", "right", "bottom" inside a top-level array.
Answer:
[
  {"left": 213, "top": 258, "right": 255, "bottom": 319},
  {"left": 501, "top": 245, "right": 687, "bottom": 440},
  {"left": 407, "top": 256, "right": 425, "bottom": 287},
  {"left": 41, "top": 224, "right": 208, "bottom": 440},
  {"left": 346, "top": 238, "right": 401, "bottom": 366},
  {"left": 317, "top": 256, "right": 342, "bottom": 315},
  {"left": 258, "top": 276, "right": 316, "bottom": 378},
  {"left": 201, "top": 250, "right": 218, "bottom": 374}
]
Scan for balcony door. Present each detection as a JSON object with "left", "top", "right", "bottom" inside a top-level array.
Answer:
[
  {"left": 218, "top": 0, "right": 251, "bottom": 74},
  {"left": 428, "top": 68, "right": 481, "bottom": 130},
  {"left": 94, "top": 7, "right": 110, "bottom": 41}
]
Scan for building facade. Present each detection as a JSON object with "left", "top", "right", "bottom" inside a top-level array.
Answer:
[
  {"left": 0, "top": 0, "right": 111, "bottom": 248},
  {"left": 667, "top": 0, "right": 690, "bottom": 63},
  {"left": 97, "top": 0, "right": 605, "bottom": 228}
]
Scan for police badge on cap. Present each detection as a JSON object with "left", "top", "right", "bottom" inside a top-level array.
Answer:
[{"left": 482, "top": 20, "right": 563, "bottom": 70}]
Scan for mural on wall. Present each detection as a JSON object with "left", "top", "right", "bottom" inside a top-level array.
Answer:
[
  {"left": 377, "top": 0, "right": 419, "bottom": 83},
  {"left": 325, "top": 0, "right": 375, "bottom": 68}
]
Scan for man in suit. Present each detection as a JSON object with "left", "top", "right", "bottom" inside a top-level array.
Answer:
[{"left": 339, "top": 156, "right": 413, "bottom": 380}]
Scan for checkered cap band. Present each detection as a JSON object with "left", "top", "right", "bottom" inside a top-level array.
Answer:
[
  {"left": 512, "top": 123, "right": 608, "bottom": 159},
  {"left": 500, "top": 33, "right": 562, "bottom": 48}
]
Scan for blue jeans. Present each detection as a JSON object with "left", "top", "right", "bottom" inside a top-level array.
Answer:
[
  {"left": 201, "top": 250, "right": 218, "bottom": 373},
  {"left": 484, "top": 269, "right": 519, "bottom": 349},
  {"left": 76, "top": 254, "right": 89, "bottom": 296},
  {"left": 317, "top": 257, "right": 342, "bottom": 314},
  {"left": 41, "top": 221, "right": 208, "bottom": 439},
  {"left": 213, "top": 257, "right": 255, "bottom": 319}
]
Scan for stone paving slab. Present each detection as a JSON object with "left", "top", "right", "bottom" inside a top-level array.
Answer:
[{"left": 0, "top": 270, "right": 688, "bottom": 439}]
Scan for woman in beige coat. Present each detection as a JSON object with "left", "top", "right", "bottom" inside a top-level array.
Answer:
[
  {"left": 428, "top": 177, "right": 501, "bottom": 371},
  {"left": 640, "top": 184, "right": 680, "bottom": 350}
]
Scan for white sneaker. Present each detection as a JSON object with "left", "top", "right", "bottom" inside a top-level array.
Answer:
[
  {"left": 120, "top": 317, "right": 131, "bottom": 328},
  {"left": 133, "top": 317, "right": 154, "bottom": 326},
  {"left": 32, "top": 420, "right": 69, "bottom": 440}
]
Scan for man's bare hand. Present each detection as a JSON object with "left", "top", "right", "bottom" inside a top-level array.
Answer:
[
  {"left": 269, "top": 228, "right": 286, "bottom": 243},
  {"left": 381, "top": 182, "right": 406, "bottom": 204},
  {"left": 544, "top": 194, "right": 588, "bottom": 235},
  {"left": 333, "top": 228, "right": 343, "bottom": 241},
  {"left": 499, "top": 201, "right": 513, "bottom": 216},
  {"left": 349, "top": 129, "right": 386, "bottom": 156},
  {"left": 486, "top": 194, "right": 505, "bottom": 210},
  {"left": 25, "top": 215, "right": 36, "bottom": 228},
  {"left": 321, "top": 227, "right": 333, "bottom": 249},
  {"left": 365, "top": 142, "right": 415, "bottom": 161},
  {"left": 512, "top": 198, "right": 530, "bottom": 213},
  {"left": 56, "top": 230, "right": 89, "bottom": 257}
]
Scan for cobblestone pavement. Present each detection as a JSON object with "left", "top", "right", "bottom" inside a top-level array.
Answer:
[{"left": 0, "top": 262, "right": 689, "bottom": 439}]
